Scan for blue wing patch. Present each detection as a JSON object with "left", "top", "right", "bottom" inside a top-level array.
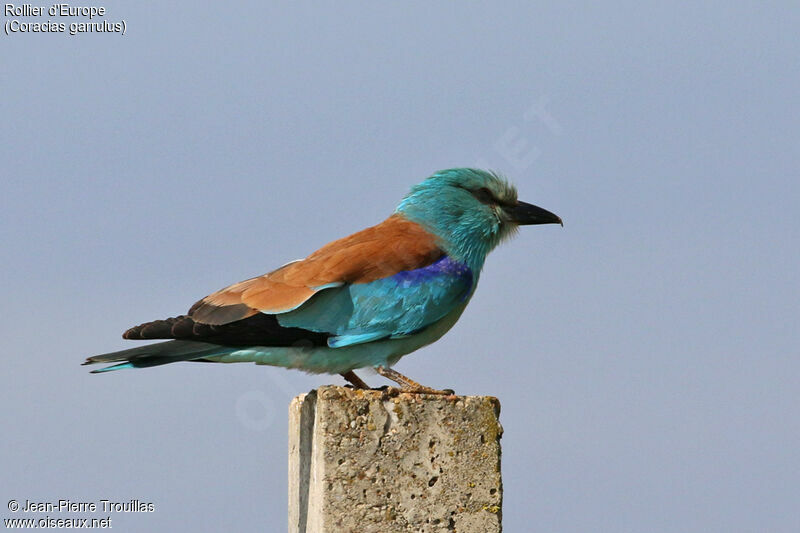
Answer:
[
  {"left": 275, "top": 256, "right": 473, "bottom": 347},
  {"left": 327, "top": 332, "right": 390, "bottom": 348}
]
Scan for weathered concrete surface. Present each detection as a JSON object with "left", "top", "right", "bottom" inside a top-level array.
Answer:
[{"left": 289, "top": 385, "right": 502, "bottom": 533}]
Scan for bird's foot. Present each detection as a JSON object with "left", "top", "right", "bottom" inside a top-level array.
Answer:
[
  {"left": 375, "top": 366, "right": 455, "bottom": 395},
  {"left": 340, "top": 370, "right": 371, "bottom": 389}
]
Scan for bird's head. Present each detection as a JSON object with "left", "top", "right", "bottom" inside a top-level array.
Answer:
[{"left": 396, "top": 168, "right": 562, "bottom": 270}]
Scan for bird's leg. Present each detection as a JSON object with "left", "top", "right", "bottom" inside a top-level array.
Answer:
[
  {"left": 375, "top": 366, "right": 454, "bottom": 395},
  {"left": 341, "top": 370, "right": 370, "bottom": 389}
]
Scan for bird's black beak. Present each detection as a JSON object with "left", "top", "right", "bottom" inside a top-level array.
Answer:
[{"left": 509, "top": 201, "right": 563, "bottom": 226}]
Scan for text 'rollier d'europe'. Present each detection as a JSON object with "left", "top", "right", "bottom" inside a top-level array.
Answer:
[{"left": 5, "top": 4, "right": 105, "bottom": 18}]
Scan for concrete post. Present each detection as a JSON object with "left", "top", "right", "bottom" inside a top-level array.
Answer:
[{"left": 289, "top": 385, "right": 503, "bottom": 533}]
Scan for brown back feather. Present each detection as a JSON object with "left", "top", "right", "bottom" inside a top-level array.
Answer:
[{"left": 187, "top": 214, "right": 442, "bottom": 326}]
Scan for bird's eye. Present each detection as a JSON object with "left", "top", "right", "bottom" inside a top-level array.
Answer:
[{"left": 473, "top": 187, "right": 495, "bottom": 204}]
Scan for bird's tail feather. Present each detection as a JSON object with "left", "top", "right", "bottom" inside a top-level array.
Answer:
[{"left": 83, "top": 340, "right": 234, "bottom": 373}]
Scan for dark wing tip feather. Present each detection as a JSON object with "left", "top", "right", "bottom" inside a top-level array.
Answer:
[
  {"left": 123, "top": 315, "right": 198, "bottom": 340},
  {"left": 120, "top": 313, "right": 331, "bottom": 347}
]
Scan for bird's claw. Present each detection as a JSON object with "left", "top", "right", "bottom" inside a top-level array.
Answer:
[
  {"left": 375, "top": 366, "right": 455, "bottom": 395},
  {"left": 341, "top": 368, "right": 455, "bottom": 395}
]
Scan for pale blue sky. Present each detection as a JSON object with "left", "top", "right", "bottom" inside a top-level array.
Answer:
[{"left": 2, "top": 2, "right": 799, "bottom": 532}]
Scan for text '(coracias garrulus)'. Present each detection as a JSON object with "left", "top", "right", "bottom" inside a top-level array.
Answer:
[{"left": 84, "top": 168, "right": 562, "bottom": 393}]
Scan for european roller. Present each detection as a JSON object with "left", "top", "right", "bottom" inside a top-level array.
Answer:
[{"left": 84, "top": 168, "right": 561, "bottom": 392}]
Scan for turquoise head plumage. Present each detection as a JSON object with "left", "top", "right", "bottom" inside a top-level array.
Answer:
[{"left": 396, "top": 168, "right": 562, "bottom": 273}]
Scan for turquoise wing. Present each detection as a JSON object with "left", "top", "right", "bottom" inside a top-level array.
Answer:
[{"left": 275, "top": 256, "right": 473, "bottom": 347}]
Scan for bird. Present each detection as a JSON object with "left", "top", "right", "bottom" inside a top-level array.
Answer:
[{"left": 83, "top": 168, "right": 561, "bottom": 393}]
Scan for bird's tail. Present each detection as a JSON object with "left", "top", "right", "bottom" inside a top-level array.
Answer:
[{"left": 83, "top": 340, "right": 235, "bottom": 373}]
